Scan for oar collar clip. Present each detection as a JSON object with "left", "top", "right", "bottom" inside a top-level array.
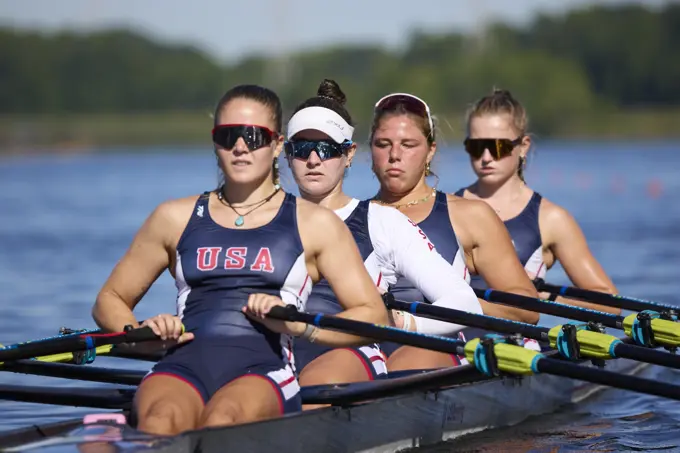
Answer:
[
  {"left": 554, "top": 322, "right": 605, "bottom": 361},
  {"left": 59, "top": 327, "right": 97, "bottom": 365},
  {"left": 473, "top": 334, "right": 530, "bottom": 377},
  {"left": 473, "top": 335, "right": 501, "bottom": 377},
  {"left": 631, "top": 310, "right": 658, "bottom": 348}
]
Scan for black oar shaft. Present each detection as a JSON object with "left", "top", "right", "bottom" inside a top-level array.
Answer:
[
  {"left": 1, "top": 361, "right": 145, "bottom": 385},
  {"left": 476, "top": 288, "right": 623, "bottom": 329},
  {"left": 269, "top": 306, "right": 680, "bottom": 402},
  {"left": 535, "top": 280, "right": 677, "bottom": 314},
  {"left": 389, "top": 296, "right": 680, "bottom": 371},
  {"left": 0, "top": 384, "right": 134, "bottom": 409},
  {"left": 107, "top": 348, "right": 164, "bottom": 362},
  {"left": 267, "top": 305, "right": 466, "bottom": 355},
  {"left": 0, "top": 326, "right": 158, "bottom": 362},
  {"left": 385, "top": 297, "right": 550, "bottom": 342},
  {"left": 613, "top": 343, "right": 680, "bottom": 369},
  {"left": 536, "top": 357, "right": 680, "bottom": 400}
]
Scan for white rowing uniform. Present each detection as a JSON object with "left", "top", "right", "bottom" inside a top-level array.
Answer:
[{"left": 294, "top": 198, "right": 482, "bottom": 378}]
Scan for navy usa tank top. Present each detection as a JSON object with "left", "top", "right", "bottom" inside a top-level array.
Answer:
[
  {"left": 305, "top": 200, "right": 374, "bottom": 315},
  {"left": 454, "top": 189, "right": 544, "bottom": 289},
  {"left": 174, "top": 191, "right": 309, "bottom": 357},
  {"left": 389, "top": 191, "right": 467, "bottom": 302}
]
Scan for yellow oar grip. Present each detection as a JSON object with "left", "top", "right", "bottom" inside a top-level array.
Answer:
[
  {"left": 464, "top": 338, "right": 541, "bottom": 376},
  {"left": 548, "top": 325, "right": 620, "bottom": 360},
  {"left": 623, "top": 313, "right": 680, "bottom": 347}
]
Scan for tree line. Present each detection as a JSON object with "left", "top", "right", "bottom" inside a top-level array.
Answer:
[{"left": 1, "top": 3, "right": 678, "bottom": 137}]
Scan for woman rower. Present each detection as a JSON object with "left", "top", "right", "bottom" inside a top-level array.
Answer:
[
  {"left": 455, "top": 88, "right": 620, "bottom": 315},
  {"left": 369, "top": 92, "right": 541, "bottom": 372},
  {"left": 92, "top": 84, "right": 388, "bottom": 435},
  {"left": 284, "top": 79, "right": 482, "bottom": 394}
]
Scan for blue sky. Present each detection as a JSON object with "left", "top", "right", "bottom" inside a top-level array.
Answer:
[{"left": 0, "top": 0, "right": 669, "bottom": 62}]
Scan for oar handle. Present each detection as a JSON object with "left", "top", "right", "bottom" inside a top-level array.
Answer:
[
  {"left": 534, "top": 279, "right": 678, "bottom": 314},
  {"left": 120, "top": 325, "right": 160, "bottom": 343},
  {"left": 266, "top": 305, "right": 466, "bottom": 355},
  {"left": 267, "top": 304, "right": 301, "bottom": 322}
]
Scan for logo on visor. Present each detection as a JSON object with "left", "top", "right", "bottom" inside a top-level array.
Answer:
[{"left": 326, "top": 119, "right": 345, "bottom": 131}]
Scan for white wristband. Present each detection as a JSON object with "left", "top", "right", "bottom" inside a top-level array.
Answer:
[
  {"left": 300, "top": 324, "right": 316, "bottom": 340},
  {"left": 402, "top": 312, "right": 413, "bottom": 332}
]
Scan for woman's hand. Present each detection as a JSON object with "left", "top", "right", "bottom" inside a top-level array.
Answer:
[
  {"left": 242, "top": 294, "right": 306, "bottom": 337},
  {"left": 526, "top": 271, "right": 550, "bottom": 300},
  {"left": 141, "top": 314, "right": 194, "bottom": 343},
  {"left": 389, "top": 309, "right": 415, "bottom": 331},
  {"left": 389, "top": 309, "right": 403, "bottom": 329}
]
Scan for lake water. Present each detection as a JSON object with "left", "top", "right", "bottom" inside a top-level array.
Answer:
[{"left": 1, "top": 140, "right": 679, "bottom": 450}]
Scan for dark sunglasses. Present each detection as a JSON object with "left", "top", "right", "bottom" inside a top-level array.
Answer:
[
  {"left": 374, "top": 93, "right": 434, "bottom": 132},
  {"left": 212, "top": 124, "right": 278, "bottom": 151},
  {"left": 463, "top": 137, "right": 524, "bottom": 160},
  {"left": 284, "top": 140, "right": 353, "bottom": 161}
]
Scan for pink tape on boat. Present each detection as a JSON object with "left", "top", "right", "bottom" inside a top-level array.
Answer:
[{"left": 83, "top": 413, "right": 127, "bottom": 425}]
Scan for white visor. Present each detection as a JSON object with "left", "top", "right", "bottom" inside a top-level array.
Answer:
[{"left": 286, "top": 106, "right": 354, "bottom": 144}]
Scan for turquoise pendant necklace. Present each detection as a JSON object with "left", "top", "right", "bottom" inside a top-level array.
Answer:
[{"left": 216, "top": 186, "right": 281, "bottom": 227}]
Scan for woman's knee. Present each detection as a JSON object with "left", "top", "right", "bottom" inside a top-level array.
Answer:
[
  {"left": 199, "top": 401, "right": 242, "bottom": 428},
  {"left": 134, "top": 375, "right": 203, "bottom": 435},
  {"left": 299, "top": 349, "right": 372, "bottom": 386},
  {"left": 387, "top": 347, "right": 454, "bottom": 372},
  {"left": 137, "top": 400, "right": 193, "bottom": 435},
  {"left": 200, "top": 375, "right": 286, "bottom": 427}
]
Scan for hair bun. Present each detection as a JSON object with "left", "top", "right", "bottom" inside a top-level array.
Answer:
[
  {"left": 492, "top": 88, "right": 513, "bottom": 98},
  {"left": 317, "top": 79, "right": 347, "bottom": 106}
]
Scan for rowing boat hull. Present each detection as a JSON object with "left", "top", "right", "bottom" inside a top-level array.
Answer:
[{"left": 1, "top": 357, "right": 647, "bottom": 453}]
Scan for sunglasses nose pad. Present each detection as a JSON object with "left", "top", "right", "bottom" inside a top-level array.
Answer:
[
  {"left": 233, "top": 137, "right": 250, "bottom": 151},
  {"left": 307, "top": 150, "right": 323, "bottom": 163},
  {"left": 487, "top": 147, "right": 499, "bottom": 160}
]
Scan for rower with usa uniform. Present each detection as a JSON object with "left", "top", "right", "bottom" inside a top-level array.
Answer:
[
  {"left": 91, "top": 84, "right": 388, "bottom": 435},
  {"left": 455, "top": 88, "right": 620, "bottom": 315}
]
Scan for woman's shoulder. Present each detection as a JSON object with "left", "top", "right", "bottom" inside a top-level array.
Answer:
[
  {"left": 536, "top": 195, "right": 579, "bottom": 235},
  {"left": 147, "top": 194, "right": 204, "bottom": 227},
  {"left": 444, "top": 191, "right": 495, "bottom": 217},
  {"left": 294, "top": 196, "right": 346, "bottom": 229}
]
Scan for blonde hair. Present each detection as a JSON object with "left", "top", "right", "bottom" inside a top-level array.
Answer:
[{"left": 466, "top": 88, "right": 529, "bottom": 182}]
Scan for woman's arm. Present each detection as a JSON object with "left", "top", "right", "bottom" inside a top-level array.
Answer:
[
  {"left": 303, "top": 205, "right": 389, "bottom": 345},
  {"left": 375, "top": 206, "right": 482, "bottom": 335},
  {"left": 540, "top": 202, "right": 621, "bottom": 315},
  {"left": 245, "top": 202, "right": 388, "bottom": 346},
  {"left": 454, "top": 198, "right": 540, "bottom": 324},
  {"left": 93, "top": 199, "right": 192, "bottom": 340}
]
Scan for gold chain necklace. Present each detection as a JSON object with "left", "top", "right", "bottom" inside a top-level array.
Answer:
[
  {"left": 373, "top": 187, "right": 437, "bottom": 210},
  {"left": 216, "top": 187, "right": 280, "bottom": 227}
]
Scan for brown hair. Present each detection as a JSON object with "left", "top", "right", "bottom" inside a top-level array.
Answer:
[
  {"left": 214, "top": 84, "right": 282, "bottom": 131},
  {"left": 290, "top": 78, "right": 353, "bottom": 126},
  {"left": 213, "top": 84, "right": 282, "bottom": 187},
  {"left": 370, "top": 99, "right": 435, "bottom": 147},
  {"left": 370, "top": 96, "right": 436, "bottom": 178},
  {"left": 466, "top": 88, "right": 529, "bottom": 182}
]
